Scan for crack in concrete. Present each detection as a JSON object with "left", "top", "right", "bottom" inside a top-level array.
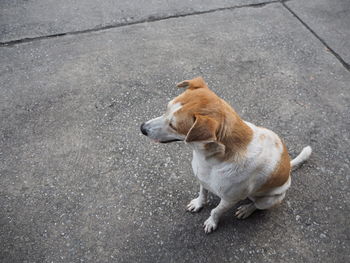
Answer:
[
  {"left": 0, "top": 1, "right": 279, "bottom": 47},
  {"left": 281, "top": 1, "right": 350, "bottom": 72}
]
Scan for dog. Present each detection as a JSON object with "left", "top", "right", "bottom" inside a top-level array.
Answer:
[{"left": 140, "top": 77, "right": 312, "bottom": 233}]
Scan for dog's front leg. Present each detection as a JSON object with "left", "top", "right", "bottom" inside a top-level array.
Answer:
[
  {"left": 186, "top": 184, "right": 208, "bottom": 212},
  {"left": 203, "top": 199, "right": 236, "bottom": 234}
]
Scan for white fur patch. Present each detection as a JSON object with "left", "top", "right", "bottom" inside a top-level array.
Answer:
[{"left": 167, "top": 102, "right": 182, "bottom": 117}]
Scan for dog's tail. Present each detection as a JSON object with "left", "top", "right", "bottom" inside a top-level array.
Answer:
[{"left": 291, "top": 146, "right": 312, "bottom": 170}]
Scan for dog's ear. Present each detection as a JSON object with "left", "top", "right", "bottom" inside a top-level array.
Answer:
[
  {"left": 203, "top": 141, "right": 226, "bottom": 159},
  {"left": 176, "top": 77, "right": 207, "bottom": 90},
  {"left": 185, "top": 114, "right": 218, "bottom": 143}
]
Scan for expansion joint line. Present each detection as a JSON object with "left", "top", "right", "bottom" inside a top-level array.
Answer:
[
  {"left": 0, "top": 1, "right": 278, "bottom": 47},
  {"left": 281, "top": 1, "right": 350, "bottom": 72}
]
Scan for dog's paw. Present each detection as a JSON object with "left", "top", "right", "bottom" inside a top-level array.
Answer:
[
  {"left": 203, "top": 216, "right": 218, "bottom": 234},
  {"left": 186, "top": 198, "right": 204, "bottom": 212},
  {"left": 235, "top": 203, "right": 256, "bottom": 219}
]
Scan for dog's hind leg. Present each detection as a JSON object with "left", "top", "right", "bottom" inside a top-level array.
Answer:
[
  {"left": 187, "top": 184, "right": 208, "bottom": 212},
  {"left": 235, "top": 203, "right": 256, "bottom": 219},
  {"left": 253, "top": 192, "right": 286, "bottom": 210},
  {"left": 235, "top": 192, "right": 286, "bottom": 219}
]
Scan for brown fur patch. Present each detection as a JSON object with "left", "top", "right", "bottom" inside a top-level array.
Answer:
[
  {"left": 173, "top": 77, "right": 253, "bottom": 161},
  {"left": 258, "top": 142, "right": 291, "bottom": 193}
]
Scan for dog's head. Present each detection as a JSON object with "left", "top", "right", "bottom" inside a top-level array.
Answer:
[
  {"left": 141, "top": 77, "right": 253, "bottom": 160},
  {"left": 140, "top": 77, "right": 225, "bottom": 144}
]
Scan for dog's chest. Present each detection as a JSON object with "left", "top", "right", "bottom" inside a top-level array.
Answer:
[{"left": 191, "top": 150, "right": 250, "bottom": 200}]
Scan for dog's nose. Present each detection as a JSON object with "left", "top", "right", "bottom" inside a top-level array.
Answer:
[{"left": 140, "top": 122, "right": 148, "bottom": 136}]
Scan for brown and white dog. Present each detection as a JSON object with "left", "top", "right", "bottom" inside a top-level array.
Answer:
[{"left": 140, "top": 77, "right": 312, "bottom": 233}]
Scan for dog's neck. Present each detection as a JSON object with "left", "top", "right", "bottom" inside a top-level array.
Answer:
[
  {"left": 189, "top": 106, "right": 253, "bottom": 163},
  {"left": 213, "top": 101, "right": 253, "bottom": 162},
  {"left": 219, "top": 114, "right": 253, "bottom": 161}
]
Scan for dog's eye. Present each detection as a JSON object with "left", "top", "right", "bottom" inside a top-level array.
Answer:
[{"left": 169, "top": 122, "right": 177, "bottom": 131}]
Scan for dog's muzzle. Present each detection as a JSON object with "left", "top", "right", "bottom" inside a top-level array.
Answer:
[{"left": 140, "top": 121, "right": 183, "bottom": 143}]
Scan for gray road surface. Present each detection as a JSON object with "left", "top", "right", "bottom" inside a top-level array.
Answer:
[{"left": 1, "top": 1, "right": 349, "bottom": 262}]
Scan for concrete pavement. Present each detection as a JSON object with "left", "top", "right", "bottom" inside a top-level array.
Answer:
[
  {"left": 285, "top": 0, "right": 350, "bottom": 66},
  {"left": 0, "top": 0, "right": 274, "bottom": 43},
  {"left": 0, "top": 1, "right": 349, "bottom": 262}
]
